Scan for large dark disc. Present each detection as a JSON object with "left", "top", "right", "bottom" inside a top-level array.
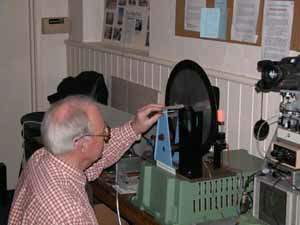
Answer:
[{"left": 165, "top": 60, "right": 218, "bottom": 157}]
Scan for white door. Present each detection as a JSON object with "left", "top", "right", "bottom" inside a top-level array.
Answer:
[{"left": 0, "top": 0, "right": 33, "bottom": 189}]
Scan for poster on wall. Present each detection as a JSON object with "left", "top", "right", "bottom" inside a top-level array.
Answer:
[
  {"left": 184, "top": 0, "right": 206, "bottom": 32},
  {"left": 230, "top": 0, "right": 260, "bottom": 43},
  {"left": 261, "top": 0, "right": 294, "bottom": 61},
  {"left": 103, "top": 0, "right": 150, "bottom": 50},
  {"left": 123, "top": 7, "right": 148, "bottom": 49}
]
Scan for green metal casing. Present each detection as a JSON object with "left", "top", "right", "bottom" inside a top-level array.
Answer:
[{"left": 131, "top": 150, "right": 264, "bottom": 225}]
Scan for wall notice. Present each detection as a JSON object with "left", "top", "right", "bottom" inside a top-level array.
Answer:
[{"left": 261, "top": 0, "right": 294, "bottom": 60}]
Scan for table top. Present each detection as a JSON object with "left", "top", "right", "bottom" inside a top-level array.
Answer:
[{"left": 91, "top": 173, "right": 161, "bottom": 225}]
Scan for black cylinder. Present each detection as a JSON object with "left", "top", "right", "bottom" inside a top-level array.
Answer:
[
  {"left": 0, "top": 162, "right": 7, "bottom": 205},
  {"left": 178, "top": 107, "right": 204, "bottom": 178}
]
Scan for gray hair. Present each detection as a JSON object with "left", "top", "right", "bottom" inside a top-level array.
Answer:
[{"left": 41, "top": 95, "right": 102, "bottom": 155}]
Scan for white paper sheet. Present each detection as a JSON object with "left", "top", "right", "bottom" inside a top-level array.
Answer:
[
  {"left": 261, "top": 0, "right": 294, "bottom": 61},
  {"left": 103, "top": 2, "right": 149, "bottom": 50},
  {"left": 123, "top": 7, "right": 148, "bottom": 48},
  {"left": 215, "top": 0, "right": 227, "bottom": 40},
  {"left": 200, "top": 8, "right": 221, "bottom": 38},
  {"left": 184, "top": 0, "right": 206, "bottom": 32},
  {"left": 231, "top": 0, "right": 260, "bottom": 43}
]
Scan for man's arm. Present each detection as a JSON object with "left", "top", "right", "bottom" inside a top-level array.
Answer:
[
  {"left": 85, "top": 104, "right": 164, "bottom": 181},
  {"left": 84, "top": 121, "right": 139, "bottom": 181}
]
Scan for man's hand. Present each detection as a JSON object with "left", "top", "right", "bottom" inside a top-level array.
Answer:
[{"left": 131, "top": 104, "right": 164, "bottom": 135}]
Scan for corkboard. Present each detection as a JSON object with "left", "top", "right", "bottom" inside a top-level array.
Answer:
[{"left": 175, "top": 0, "right": 300, "bottom": 50}]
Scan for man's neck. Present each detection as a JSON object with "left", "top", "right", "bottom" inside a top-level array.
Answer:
[{"left": 57, "top": 152, "right": 89, "bottom": 171}]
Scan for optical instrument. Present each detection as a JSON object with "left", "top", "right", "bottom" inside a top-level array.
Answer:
[
  {"left": 132, "top": 60, "right": 263, "bottom": 225},
  {"left": 255, "top": 55, "right": 300, "bottom": 92},
  {"left": 253, "top": 55, "right": 300, "bottom": 225}
]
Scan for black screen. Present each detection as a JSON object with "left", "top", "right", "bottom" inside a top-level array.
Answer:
[{"left": 259, "top": 182, "right": 287, "bottom": 225}]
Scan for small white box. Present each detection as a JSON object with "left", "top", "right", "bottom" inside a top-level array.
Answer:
[{"left": 41, "top": 17, "right": 70, "bottom": 34}]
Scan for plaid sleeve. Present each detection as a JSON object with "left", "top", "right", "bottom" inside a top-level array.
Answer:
[{"left": 85, "top": 121, "right": 140, "bottom": 181}]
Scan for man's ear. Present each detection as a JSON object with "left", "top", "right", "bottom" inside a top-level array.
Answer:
[{"left": 73, "top": 136, "right": 89, "bottom": 151}]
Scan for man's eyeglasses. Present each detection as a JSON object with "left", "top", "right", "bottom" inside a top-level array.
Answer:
[{"left": 76, "top": 126, "right": 111, "bottom": 143}]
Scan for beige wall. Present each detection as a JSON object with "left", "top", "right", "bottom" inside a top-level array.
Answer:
[
  {"left": 69, "top": 0, "right": 104, "bottom": 42},
  {"left": 149, "top": 0, "right": 299, "bottom": 78},
  {"left": 34, "top": 0, "right": 69, "bottom": 111},
  {"left": 0, "top": 0, "right": 69, "bottom": 189},
  {"left": 0, "top": 0, "right": 32, "bottom": 189}
]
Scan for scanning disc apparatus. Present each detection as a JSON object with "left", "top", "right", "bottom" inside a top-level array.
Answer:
[
  {"left": 154, "top": 60, "right": 219, "bottom": 178},
  {"left": 132, "top": 60, "right": 263, "bottom": 225}
]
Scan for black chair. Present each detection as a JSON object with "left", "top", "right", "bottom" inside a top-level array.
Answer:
[
  {"left": 47, "top": 71, "right": 108, "bottom": 105},
  {"left": 19, "top": 112, "right": 44, "bottom": 177},
  {"left": 20, "top": 112, "right": 44, "bottom": 162}
]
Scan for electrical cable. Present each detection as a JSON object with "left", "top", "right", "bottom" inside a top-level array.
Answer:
[
  {"left": 236, "top": 168, "right": 276, "bottom": 223},
  {"left": 256, "top": 119, "right": 277, "bottom": 158},
  {"left": 255, "top": 114, "right": 279, "bottom": 158},
  {"left": 114, "top": 12, "right": 134, "bottom": 224},
  {"left": 202, "top": 161, "right": 212, "bottom": 178},
  {"left": 254, "top": 94, "right": 270, "bottom": 141},
  {"left": 115, "top": 163, "right": 123, "bottom": 225},
  {"left": 238, "top": 170, "right": 260, "bottom": 215},
  {"left": 110, "top": 5, "right": 150, "bottom": 222},
  {"left": 280, "top": 174, "right": 300, "bottom": 192},
  {"left": 116, "top": 190, "right": 122, "bottom": 225},
  {"left": 236, "top": 169, "right": 267, "bottom": 223},
  {"left": 235, "top": 171, "right": 263, "bottom": 223}
]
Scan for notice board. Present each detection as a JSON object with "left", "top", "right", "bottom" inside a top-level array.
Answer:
[{"left": 175, "top": 0, "right": 300, "bottom": 51}]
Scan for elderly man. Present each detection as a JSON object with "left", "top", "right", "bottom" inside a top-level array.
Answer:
[{"left": 8, "top": 95, "right": 163, "bottom": 225}]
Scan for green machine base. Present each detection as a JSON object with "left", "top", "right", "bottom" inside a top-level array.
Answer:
[
  {"left": 238, "top": 214, "right": 268, "bottom": 225},
  {"left": 131, "top": 150, "right": 264, "bottom": 225}
]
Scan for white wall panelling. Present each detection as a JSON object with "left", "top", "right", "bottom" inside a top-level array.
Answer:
[{"left": 66, "top": 40, "right": 280, "bottom": 157}]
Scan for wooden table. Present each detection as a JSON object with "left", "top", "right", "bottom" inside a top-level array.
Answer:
[{"left": 91, "top": 175, "right": 161, "bottom": 225}]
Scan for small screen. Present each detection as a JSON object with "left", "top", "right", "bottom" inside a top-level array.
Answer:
[{"left": 259, "top": 182, "right": 287, "bottom": 225}]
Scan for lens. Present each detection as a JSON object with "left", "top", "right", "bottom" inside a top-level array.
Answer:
[{"left": 262, "top": 64, "right": 283, "bottom": 88}]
